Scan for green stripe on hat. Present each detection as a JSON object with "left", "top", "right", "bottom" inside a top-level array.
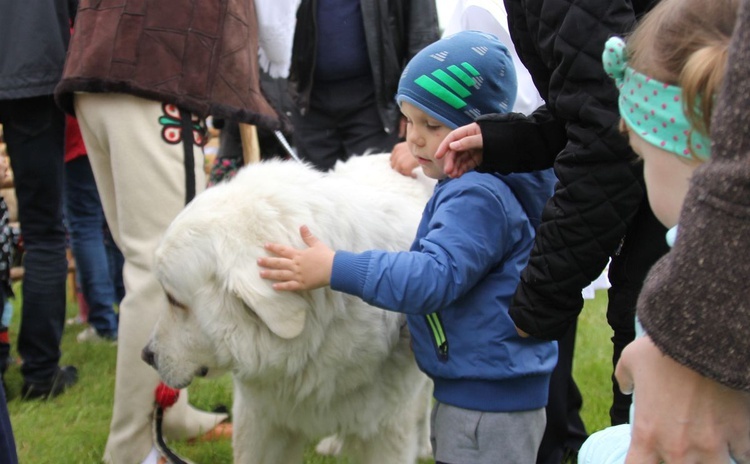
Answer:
[
  {"left": 432, "top": 69, "right": 471, "bottom": 98},
  {"left": 447, "top": 64, "right": 475, "bottom": 87},
  {"left": 414, "top": 75, "right": 466, "bottom": 109},
  {"left": 461, "top": 62, "right": 480, "bottom": 76}
]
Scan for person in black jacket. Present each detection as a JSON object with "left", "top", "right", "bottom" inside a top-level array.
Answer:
[
  {"left": 0, "top": 0, "right": 79, "bottom": 402},
  {"left": 288, "top": 0, "right": 439, "bottom": 171},
  {"left": 434, "top": 1, "right": 666, "bottom": 462}
]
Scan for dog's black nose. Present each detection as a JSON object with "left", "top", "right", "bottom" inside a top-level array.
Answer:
[{"left": 141, "top": 346, "right": 156, "bottom": 367}]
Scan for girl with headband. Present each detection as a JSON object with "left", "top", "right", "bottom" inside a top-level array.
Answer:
[{"left": 580, "top": 0, "right": 744, "bottom": 462}]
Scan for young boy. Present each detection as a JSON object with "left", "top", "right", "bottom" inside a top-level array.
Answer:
[{"left": 259, "top": 30, "right": 558, "bottom": 463}]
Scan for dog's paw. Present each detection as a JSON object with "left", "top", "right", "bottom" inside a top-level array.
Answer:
[{"left": 315, "top": 434, "right": 343, "bottom": 456}]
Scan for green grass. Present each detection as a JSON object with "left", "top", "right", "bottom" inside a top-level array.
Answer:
[{"left": 4, "top": 285, "right": 613, "bottom": 463}]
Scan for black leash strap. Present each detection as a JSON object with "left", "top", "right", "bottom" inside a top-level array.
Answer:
[
  {"left": 153, "top": 406, "right": 189, "bottom": 464},
  {"left": 179, "top": 109, "right": 197, "bottom": 204}
]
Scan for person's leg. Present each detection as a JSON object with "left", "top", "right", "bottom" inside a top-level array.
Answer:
[
  {"left": 0, "top": 96, "right": 73, "bottom": 389},
  {"left": 536, "top": 320, "right": 588, "bottom": 464},
  {"left": 0, "top": 203, "right": 12, "bottom": 380},
  {"left": 293, "top": 76, "right": 399, "bottom": 171},
  {"left": 102, "top": 224, "right": 125, "bottom": 306},
  {"left": 290, "top": 103, "right": 345, "bottom": 171},
  {"left": 334, "top": 76, "right": 400, "bottom": 158},
  {"left": 0, "top": 378, "right": 18, "bottom": 464},
  {"left": 64, "top": 155, "right": 118, "bottom": 339},
  {"left": 607, "top": 198, "right": 668, "bottom": 425},
  {"left": 431, "top": 401, "right": 546, "bottom": 464},
  {"left": 0, "top": 291, "right": 9, "bottom": 382},
  {"left": 73, "top": 270, "right": 90, "bottom": 324},
  {"left": 75, "top": 93, "right": 226, "bottom": 464}
]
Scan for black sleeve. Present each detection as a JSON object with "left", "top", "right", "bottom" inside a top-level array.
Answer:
[
  {"left": 500, "top": 0, "right": 648, "bottom": 339},
  {"left": 476, "top": 105, "right": 566, "bottom": 174}
]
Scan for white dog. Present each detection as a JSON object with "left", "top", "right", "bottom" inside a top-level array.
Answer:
[{"left": 143, "top": 154, "right": 435, "bottom": 463}]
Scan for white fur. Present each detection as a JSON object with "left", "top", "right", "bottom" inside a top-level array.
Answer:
[{"left": 145, "top": 154, "right": 435, "bottom": 463}]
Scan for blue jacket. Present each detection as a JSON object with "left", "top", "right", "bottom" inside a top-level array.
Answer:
[{"left": 332, "top": 170, "right": 558, "bottom": 412}]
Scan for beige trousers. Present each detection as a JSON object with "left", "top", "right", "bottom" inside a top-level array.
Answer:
[{"left": 74, "top": 93, "right": 227, "bottom": 464}]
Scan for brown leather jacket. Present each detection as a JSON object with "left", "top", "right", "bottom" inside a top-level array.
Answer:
[{"left": 56, "top": 0, "right": 281, "bottom": 131}]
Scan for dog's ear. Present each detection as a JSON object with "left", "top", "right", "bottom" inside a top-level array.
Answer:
[{"left": 227, "top": 265, "right": 308, "bottom": 339}]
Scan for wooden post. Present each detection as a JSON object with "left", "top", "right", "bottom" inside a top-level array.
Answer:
[{"left": 239, "top": 123, "right": 261, "bottom": 165}]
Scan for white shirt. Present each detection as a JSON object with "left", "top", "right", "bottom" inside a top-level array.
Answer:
[{"left": 442, "top": 0, "right": 545, "bottom": 115}]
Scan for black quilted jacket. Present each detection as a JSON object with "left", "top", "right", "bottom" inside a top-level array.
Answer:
[{"left": 475, "top": 0, "right": 657, "bottom": 339}]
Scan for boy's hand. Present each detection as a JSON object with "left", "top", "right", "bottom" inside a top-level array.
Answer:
[
  {"left": 258, "top": 225, "right": 334, "bottom": 292},
  {"left": 390, "top": 141, "right": 418, "bottom": 178},
  {"left": 434, "top": 122, "right": 484, "bottom": 178}
]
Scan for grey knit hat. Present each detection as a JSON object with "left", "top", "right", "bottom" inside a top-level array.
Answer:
[{"left": 396, "top": 30, "right": 517, "bottom": 129}]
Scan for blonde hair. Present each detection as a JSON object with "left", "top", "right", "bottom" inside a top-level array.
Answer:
[{"left": 627, "top": 0, "right": 737, "bottom": 138}]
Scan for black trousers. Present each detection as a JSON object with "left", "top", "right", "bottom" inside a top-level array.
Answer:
[
  {"left": 537, "top": 321, "right": 588, "bottom": 464},
  {"left": 0, "top": 95, "right": 68, "bottom": 383},
  {"left": 291, "top": 75, "right": 399, "bottom": 171},
  {"left": 606, "top": 196, "right": 669, "bottom": 425}
]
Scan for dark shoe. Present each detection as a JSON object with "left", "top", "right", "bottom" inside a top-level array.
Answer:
[{"left": 21, "top": 365, "right": 78, "bottom": 400}]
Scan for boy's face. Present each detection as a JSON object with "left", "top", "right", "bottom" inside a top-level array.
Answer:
[{"left": 400, "top": 102, "right": 452, "bottom": 180}]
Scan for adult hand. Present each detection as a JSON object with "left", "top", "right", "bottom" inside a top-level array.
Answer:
[
  {"left": 434, "top": 122, "right": 484, "bottom": 178},
  {"left": 258, "top": 225, "right": 335, "bottom": 291},
  {"left": 616, "top": 335, "right": 750, "bottom": 464},
  {"left": 390, "top": 141, "right": 418, "bottom": 178}
]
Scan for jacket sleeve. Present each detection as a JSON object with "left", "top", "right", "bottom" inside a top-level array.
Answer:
[
  {"left": 331, "top": 184, "right": 510, "bottom": 315},
  {"left": 637, "top": 2, "right": 750, "bottom": 391},
  {"left": 501, "top": 0, "right": 647, "bottom": 339},
  {"left": 476, "top": 106, "right": 566, "bottom": 174},
  {"left": 406, "top": 0, "right": 440, "bottom": 61}
]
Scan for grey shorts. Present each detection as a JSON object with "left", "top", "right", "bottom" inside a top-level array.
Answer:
[{"left": 431, "top": 401, "right": 546, "bottom": 464}]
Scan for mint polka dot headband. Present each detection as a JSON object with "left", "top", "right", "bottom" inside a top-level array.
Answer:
[{"left": 603, "top": 37, "right": 710, "bottom": 160}]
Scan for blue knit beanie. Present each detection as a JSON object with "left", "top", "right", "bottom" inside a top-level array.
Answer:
[{"left": 396, "top": 30, "right": 517, "bottom": 129}]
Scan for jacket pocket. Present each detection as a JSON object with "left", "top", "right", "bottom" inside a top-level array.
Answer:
[{"left": 425, "top": 312, "right": 449, "bottom": 362}]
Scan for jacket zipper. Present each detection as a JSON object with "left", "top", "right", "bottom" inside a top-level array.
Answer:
[{"left": 425, "top": 312, "right": 449, "bottom": 361}]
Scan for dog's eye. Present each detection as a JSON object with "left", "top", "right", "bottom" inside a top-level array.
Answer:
[{"left": 166, "top": 293, "right": 187, "bottom": 310}]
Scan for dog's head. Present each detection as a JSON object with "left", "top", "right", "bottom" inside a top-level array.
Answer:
[
  {"left": 143, "top": 161, "right": 334, "bottom": 389},
  {"left": 142, "top": 157, "right": 432, "bottom": 389}
]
